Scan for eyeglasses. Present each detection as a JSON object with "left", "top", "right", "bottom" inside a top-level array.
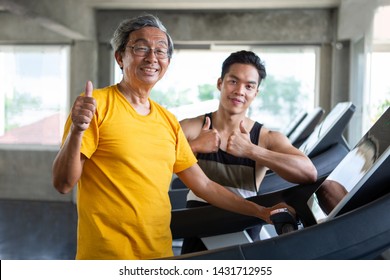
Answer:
[{"left": 126, "top": 45, "right": 169, "bottom": 59}]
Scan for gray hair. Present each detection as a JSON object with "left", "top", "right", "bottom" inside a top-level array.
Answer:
[{"left": 110, "top": 14, "right": 174, "bottom": 58}]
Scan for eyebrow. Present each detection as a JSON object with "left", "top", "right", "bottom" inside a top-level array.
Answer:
[
  {"left": 228, "top": 74, "right": 258, "bottom": 86},
  {"left": 130, "top": 38, "right": 168, "bottom": 47}
]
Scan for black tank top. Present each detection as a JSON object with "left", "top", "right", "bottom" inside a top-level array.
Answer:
[{"left": 187, "top": 113, "right": 262, "bottom": 201}]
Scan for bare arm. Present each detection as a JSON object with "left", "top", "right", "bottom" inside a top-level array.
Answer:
[
  {"left": 177, "top": 164, "right": 295, "bottom": 224},
  {"left": 52, "top": 81, "right": 96, "bottom": 194},
  {"left": 52, "top": 128, "right": 86, "bottom": 194},
  {"left": 227, "top": 121, "right": 317, "bottom": 184}
]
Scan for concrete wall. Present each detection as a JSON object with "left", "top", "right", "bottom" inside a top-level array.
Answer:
[
  {"left": 0, "top": 0, "right": 96, "bottom": 201},
  {"left": 337, "top": 0, "right": 379, "bottom": 146},
  {"left": 96, "top": 9, "right": 334, "bottom": 44},
  {"left": 0, "top": 147, "right": 69, "bottom": 201},
  {"left": 0, "top": 0, "right": 374, "bottom": 202}
]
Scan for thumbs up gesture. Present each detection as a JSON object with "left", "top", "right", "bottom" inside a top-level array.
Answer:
[
  {"left": 71, "top": 81, "right": 97, "bottom": 132},
  {"left": 191, "top": 116, "right": 221, "bottom": 153},
  {"left": 226, "top": 120, "right": 252, "bottom": 157}
]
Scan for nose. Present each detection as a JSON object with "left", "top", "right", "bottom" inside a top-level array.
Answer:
[
  {"left": 144, "top": 49, "right": 158, "bottom": 62},
  {"left": 235, "top": 83, "right": 246, "bottom": 95}
]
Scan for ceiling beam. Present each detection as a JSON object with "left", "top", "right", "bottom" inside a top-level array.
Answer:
[{"left": 1, "top": 0, "right": 87, "bottom": 40}]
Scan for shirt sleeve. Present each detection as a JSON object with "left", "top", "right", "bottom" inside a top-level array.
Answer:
[
  {"left": 173, "top": 125, "right": 197, "bottom": 173},
  {"left": 61, "top": 108, "right": 99, "bottom": 159}
]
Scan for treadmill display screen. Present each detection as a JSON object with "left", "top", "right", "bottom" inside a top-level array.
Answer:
[
  {"left": 288, "top": 107, "right": 323, "bottom": 145},
  {"left": 299, "top": 102, "right": 353, "bottom": 156},
  {"left": 307, "top": 108, "right": 390, "bottom": 223}
]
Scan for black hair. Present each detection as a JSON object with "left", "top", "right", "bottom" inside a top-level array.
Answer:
[{"left": 221, "top": 50, "right": 266, "bottom": 87}]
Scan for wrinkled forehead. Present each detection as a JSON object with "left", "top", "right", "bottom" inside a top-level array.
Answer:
[{"left": 129, "top": 27, "right": 168, "bottom": 46}]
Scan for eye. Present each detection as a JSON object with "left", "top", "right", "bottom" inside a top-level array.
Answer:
[
  {"left": 135, "top": 46, "right": 149, "bottom": 52},
  {"left": 155, "top": 48, "right": 167, "bottom": 55},
  {"left": 155, "top": 49, "right": 168, "bottom": 58}
]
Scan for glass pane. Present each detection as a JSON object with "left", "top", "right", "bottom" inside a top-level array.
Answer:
[
  {"left": 152, "top": 50, "right": 228, "bottom": 120},
  {"left": 251, "top": 47, "right": 317, "bottom": 131},
  {"left": 367, "top": 6, "right": 390, "bottom": 133},
  {"left": 368, "top": 52, "right": 390, "bottom": 130},
  {"left": 0, "top": 45, "right": 69, "bottom": 146}
]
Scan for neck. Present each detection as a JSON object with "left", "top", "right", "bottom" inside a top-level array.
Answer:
[
  {"left": 213, "top": 110, "right": 246, "bottom": 132},
  {"left": 117, "top": 82, "right": 151, "bottom": 115}
]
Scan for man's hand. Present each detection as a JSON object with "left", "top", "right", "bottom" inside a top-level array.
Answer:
[
  {"left": 190, "top": 116, "right": 221, "bottom": 153},
  {"left": 266, "top": 202, "right": 296, "bottom": 224},
  {"left": 226, "top": 120, "right": 252, "bottom": 157},
  {"left": 71, "top": 81, "right": 96, "bottom": 132}
]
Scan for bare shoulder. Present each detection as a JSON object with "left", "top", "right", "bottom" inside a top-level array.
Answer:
[
  {"left": 180, "top": 115, "right": 204, "bottom": 129},
  {"left": 260, "top": 126, "right": 291, "bottom": 149},
  {"left": 180, "top": 114, "right": 203, "bottom": 125},
  {"left": 179, "top": 115, "right": 204, "bottom": 139}
]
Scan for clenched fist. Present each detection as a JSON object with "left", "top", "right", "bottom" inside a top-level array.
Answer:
[{"left": 71, "top": 81, "right": 96, "bottom": 132}]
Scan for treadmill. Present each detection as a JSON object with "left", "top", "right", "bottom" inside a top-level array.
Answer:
[
  {"left": 168, "top": 107, "right": 390, "bottom": 259},
  {"left": 288, "top": 107, "right": 324, "bottom": 148},
  {"left": 255, "top": 101, "right": 355, "bottom": 195},
  {"left": 169, "top": 102, "right": 354, "bottom": 209},
  {"left": 283, "top": 110, "right": 307, "bottom": 138}
]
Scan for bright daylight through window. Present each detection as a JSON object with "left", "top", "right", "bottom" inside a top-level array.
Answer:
[
  {"left": 366, "top": 5, "right": 390, "bottom": 133},
  {"left": 0, "top": 45, "right": 69, "bottom": 146},
  {"left": 115, "top": 46, "right": 318, "bottom": 132}
]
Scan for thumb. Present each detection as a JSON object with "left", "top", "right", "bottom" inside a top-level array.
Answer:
[
  {"left": 85, "top": 80, "right": 93, "bottom": 97},
  {"left": 202, "top": 116, "right": 211, "bottom": 130},
  {"left": 239, "top": 120, "right": 248, "bottom": 134}
]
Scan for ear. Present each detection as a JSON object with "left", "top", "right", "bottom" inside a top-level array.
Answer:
[
  {"left": 217, "top": 78, "right": 223, "bottom": 91},
  {"left": 114, "top": 51, "right": 123, "bottom": 70}
]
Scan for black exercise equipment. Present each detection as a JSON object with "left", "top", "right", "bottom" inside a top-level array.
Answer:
[
  {"left": 288, "top": 107, "right": 324, "bottom": 148},
  {"left": 167, "top": 107, "right": 390, "bottom": 260}
]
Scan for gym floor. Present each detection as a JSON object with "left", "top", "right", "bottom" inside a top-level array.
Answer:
[
  {"left": 1, "top": 198, "right": 389, "bottom": 260},
  {"left": 0, "top": 199, "right": 183, "bottom": 259},
  {"left": 0, "top": 199, "right": 77, "bottom": 260}
]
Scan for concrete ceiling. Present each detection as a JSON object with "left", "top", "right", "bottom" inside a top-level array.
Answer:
[
  {"left": 0, "top": 0, "right": 342, "bottom": 14},
  {"left": 0, "top": 0, "right": 343, "bottom": 41},
  {"left": 83, "top": 0, "right": 341, "bottom": 10}
]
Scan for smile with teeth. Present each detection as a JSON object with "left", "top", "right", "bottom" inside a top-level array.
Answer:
[{"left": 142, "top": 67, "right": 158, "bottom": 73}]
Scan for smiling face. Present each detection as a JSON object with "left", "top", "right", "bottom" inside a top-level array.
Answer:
[
  {"left": 115, "top": 27, "right": 170, "bottom": 91},
  {"left": 217, "top": 63, "right": 259, "bottom": 115}
]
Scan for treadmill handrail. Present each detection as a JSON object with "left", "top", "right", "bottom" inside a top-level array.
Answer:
[
  {"left": 169, "top": 192, "right": 390, "bottom": 260},
  {"left": 170, "top": 143, "right": 350, "bottom": 239}
]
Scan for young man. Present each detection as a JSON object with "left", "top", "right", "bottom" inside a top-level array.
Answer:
[
  {"left": 180, "top": 50, "right": 317, "bottom": 253},
  {"left": 52, "top": 16, "right": 294, "bottom": 260}
]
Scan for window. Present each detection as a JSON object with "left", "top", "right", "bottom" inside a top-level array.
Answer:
[
  {"left": 114, "top": 46, "right": 318, "bottom": 131},
  {"left": 0, "top": 45, "right": 69, "bottom": 146},
  {"left": 250, "top": 46, "right": 317, "bottom": 131},
  {"left": 365, "top": 5, "right": 390, "bottom": 133},
  {"left": 368, "top": 52, "right": 390, "bottom": 126}
]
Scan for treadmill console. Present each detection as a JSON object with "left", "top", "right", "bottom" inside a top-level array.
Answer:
[
  {"left": 308, "top": 107, "right": 390, "bottom": 223},
  {"left": 299, "top": 102, "right": 355, "bottom": 157}
]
